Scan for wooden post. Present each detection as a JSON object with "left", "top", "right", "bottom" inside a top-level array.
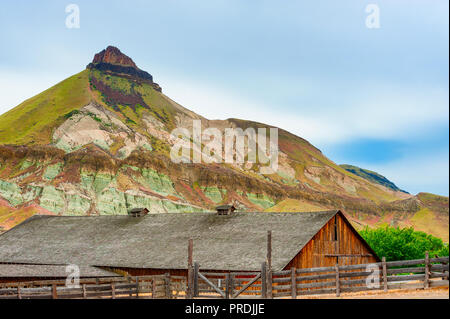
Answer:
[
  {"left": 229, "top": 274, "right": 234, "bottom": 299},
  {"left": 291, "top": 267, "right": 297, "bottom": 299},
  {"left": 267, "top": 231, "right": 272, "bottom": 270},
  {"left": 165, "top": 273, "right": 171, "bottom": 299},
  {"left": 267, "top": 231, "right": 273, "bottom": 299},
  {"left": 187, "top": 239, "right": 194, "bottom": 299},
  {"left": 128, "top": 277, "right": 132, "bottom": 298},
  {"left": 135, "top": 277, "right": 140, "bottom": 298},
  {"left": 261, "top": 262, "right": 267, "bottom": 299},
  {"left": 52, "top": 284, "right": 58, "bottom": 299},
  {"left": 193, "top": 262, "right": 199, "bottom": 297},
  {"left": 335, "top": 264, "right": 340, "bottom": 297},
  {"left": 17, "top": 286, "right": 21, "bottom": 299},
  {"left": 111, "top": 282, "right": 116, "bottom": 299},
  {"left": 424, "top": 251, "right": 430, "bottom": 289},
  {"left": 225, "top": 273, "right": 231, "bottom": 299},
  {"left": 82, "top": 284, "right": 87, "bottom": 299},
  {"left": 382, "top": 257, "right": 388, "bottom": 292},
  {"left": 152, "top": 279, "right": 157, "bottom": 299},
  {"left": 188, "top": 238, "right": 193, "bottom": 268}
]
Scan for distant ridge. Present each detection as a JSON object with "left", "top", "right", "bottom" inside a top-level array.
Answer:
[{"left": 340, "top": 164, "right": 409, "bottom": 194}]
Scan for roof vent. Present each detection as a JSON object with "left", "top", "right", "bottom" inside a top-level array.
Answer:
[
  {"left": 215, "top": 205, "right": 236, "bottom": 216},
  {"left": 128, "top": 208, "right": 149, "bottom": 217}
]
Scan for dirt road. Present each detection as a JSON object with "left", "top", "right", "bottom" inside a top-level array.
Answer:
[{"left": 302, "top": 287, "right": 449, "bottom": 299}]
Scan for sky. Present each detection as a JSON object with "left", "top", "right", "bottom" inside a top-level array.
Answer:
[{"left": 0, "top": 0, "right": 448, "bottom": 196}]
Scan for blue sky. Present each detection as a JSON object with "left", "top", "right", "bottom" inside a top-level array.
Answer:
[{"left": 0, "top": 0, "right": 448, "bottom": 195}]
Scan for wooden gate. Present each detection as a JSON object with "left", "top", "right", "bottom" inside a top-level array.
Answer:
[{"left": 191, "top": 262, "right": 266, "bottom": 299}]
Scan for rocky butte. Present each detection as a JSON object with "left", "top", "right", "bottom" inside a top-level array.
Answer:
[{"left": 87, "top": 46, "right": 161, "bottom": 92}]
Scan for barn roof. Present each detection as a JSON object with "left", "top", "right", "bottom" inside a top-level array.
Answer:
[
  {"left": 0, "top": 210, "right": 340, "bottom": 271},
  {"left": 0, "top": 264, "right": 119, "bottom": 278}
]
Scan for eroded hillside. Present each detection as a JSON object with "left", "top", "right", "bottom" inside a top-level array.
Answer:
[{"left": 0, "top": 46, "right": 447, "bottom": 240}]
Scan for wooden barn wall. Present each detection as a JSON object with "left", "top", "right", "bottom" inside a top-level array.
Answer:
[
  {"left": 109, "top": 267, "right": 188, "bottom": 277},
  {"left": 108, "top": 268, "right": 255, "bottom": 277},
  {"left": 283, "top": 213, "right": 377, "bottom": 270}
]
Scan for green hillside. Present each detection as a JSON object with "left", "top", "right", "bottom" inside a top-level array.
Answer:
[{"left": 0, "top": 70, "right": 92, "bottom": 145}]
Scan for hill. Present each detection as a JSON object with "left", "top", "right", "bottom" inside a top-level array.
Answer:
[{"left": 0, "top": 46, "right": 447, "bottom": 241}]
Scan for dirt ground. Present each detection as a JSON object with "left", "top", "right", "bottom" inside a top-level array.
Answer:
[{"left": 302, "top": 287, "right": 449, "bottom": 299}]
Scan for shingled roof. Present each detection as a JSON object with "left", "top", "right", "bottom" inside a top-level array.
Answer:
[{"left": 0, "top": 211, "right": 340, "bottom": 271}]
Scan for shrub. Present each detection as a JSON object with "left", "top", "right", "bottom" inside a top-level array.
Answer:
[{"left": 359, "top": 226, "right": 449, "bottom": 261}]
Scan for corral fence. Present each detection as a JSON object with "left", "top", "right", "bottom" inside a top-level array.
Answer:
[
  {"left": 0, "top": 274, "right": 186, "bottom": 299},
  {"left": 0, "top": 254, "right": 447, "bottom": 299},
  {"left": 270, "top": 254, "right": 449, "bottom": 298},
  {"left": 186, "top": 253, "right": 448, "bottom": 299}
]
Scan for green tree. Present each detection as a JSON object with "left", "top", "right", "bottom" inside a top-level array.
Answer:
[{"left": 359, "top": 226, "right": 449, "bottom": 261}]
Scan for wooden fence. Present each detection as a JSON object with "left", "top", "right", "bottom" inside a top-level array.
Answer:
[
  {"left": 271, "top": 254, "right": 449, "bottom": 298},
  {"left": 0, "top": 274, "right": 186, "bottom": 299},
  {"left": 0, "top": 254, "right": 448, "bottom": 299},
  {"left": 188, "top": 253, "right": 448, "bottom": 299}
]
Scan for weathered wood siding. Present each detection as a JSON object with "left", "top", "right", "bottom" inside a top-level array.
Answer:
[
  {"left": 283, "top": 212, "right": 378, "bottom": 270},
  {"left": 110, "top": 267, "right": 188, "bottom": 277}
]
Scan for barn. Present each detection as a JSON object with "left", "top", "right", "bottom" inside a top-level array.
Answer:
[{"left": 0, "top": 210, "right": 378, "bottom": 281}]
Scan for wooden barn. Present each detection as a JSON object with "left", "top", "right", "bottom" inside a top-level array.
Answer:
[{"left": 0, "top": 210, "right": 378, "bottom": 281}]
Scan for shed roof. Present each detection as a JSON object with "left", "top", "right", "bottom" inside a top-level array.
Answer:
[
  {"left": 0, "top": 264, "right": 119, "bottom": 278},
  {"left": 128, "top": 208, "right": 148, "bottom": 213},
  {"left": 0, "top": 211, "right": 340, "bottom": 271},
  {"left": 215, "top": 205, "right": 235, "bottom": 210}
]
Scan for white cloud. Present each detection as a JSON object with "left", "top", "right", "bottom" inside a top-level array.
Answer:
[{"left": 162, "top": 76, "right": 449, "bottom": 146}]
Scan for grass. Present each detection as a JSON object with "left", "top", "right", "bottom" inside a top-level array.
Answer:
[
  {"left": 408, "top": 208, "right": 449, "bottom": 242},
  {"left": 0, "top": 70, "right": 92, "bottom": 145}
]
